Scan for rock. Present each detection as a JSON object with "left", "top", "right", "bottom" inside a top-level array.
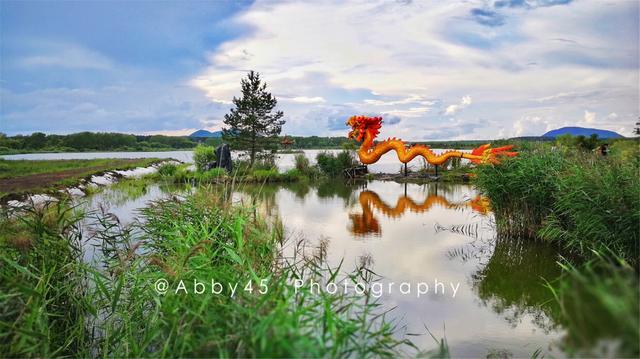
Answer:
[{"left": 205, "top": 143, "right": 233, "bottom": 172}]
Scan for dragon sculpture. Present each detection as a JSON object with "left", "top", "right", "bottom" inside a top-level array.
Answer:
[{"left": 346, "top": 115, "right": 517, "bottom": 165}]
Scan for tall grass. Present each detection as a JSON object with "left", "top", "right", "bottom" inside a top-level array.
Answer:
[
  {"left": 547, "top": 251, "right": 639, "bottom": 357},
  {"left": 0, "top": 188, "right": 412, "bottom": 357},
  {"left": 473, "top": 149, "right": 565, "bottom": 238},
  {"left": 474, "top": 148, "right": 639, "bottom": 262},
  {"left": 0, "top": 201, "right": 91, "bottom": 357}
]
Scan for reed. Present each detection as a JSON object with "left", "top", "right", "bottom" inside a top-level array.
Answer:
[
  {"left": 474, "top": 147, "right": 639, "bottom": 263},
  {"left": 0, "top": 186, "right": 413, "bottom": 357}
]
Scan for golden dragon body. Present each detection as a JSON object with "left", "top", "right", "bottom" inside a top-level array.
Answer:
[{"left": 346, "top": 116, "right": 517, "bottom": 165}]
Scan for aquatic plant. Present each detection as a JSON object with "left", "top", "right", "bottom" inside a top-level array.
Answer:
[
  {"left": 156, "top": 162, "right": 178, "bottom": 176},
  {"left": 0, "top": 188, "right": 412, "bottom": 357},
  {"left": 547, "top": 250, "right": 639, "bottom": 357},
  {"left": 474, "top": 148, "right": 639, "bottom": 262}
]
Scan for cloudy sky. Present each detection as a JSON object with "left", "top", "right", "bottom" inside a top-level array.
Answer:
[{"left": 1, "top": 0, "right": 638, "bottom": 139}]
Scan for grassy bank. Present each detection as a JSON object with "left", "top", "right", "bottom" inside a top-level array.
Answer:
[
  {"left": 0, "top": 189, "right": 411, "bottom": 357},
  {"left": 473, "top": 140, "right": 639, "bottom": 356},
  {"left": 473, "top": 143, "right": 639, "bottom": 261},
  {"left": 0, "top": 158, "right": 161, "bottom": 198}
]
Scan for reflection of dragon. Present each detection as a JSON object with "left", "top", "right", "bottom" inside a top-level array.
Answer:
[
  {"left": 346, "top": 116, "right": 517, "bottom": 165},
  {"left": 349, "top": 190, "right": 491, "bottom": 236}
]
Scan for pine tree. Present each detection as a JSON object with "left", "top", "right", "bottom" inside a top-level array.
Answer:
[{"left": 222, "top": 71, "right": 285, "bottom": 166}]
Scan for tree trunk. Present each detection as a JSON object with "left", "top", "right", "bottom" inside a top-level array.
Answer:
[{"left": 250, "top": 133, "right": 256, "bottom": 167}]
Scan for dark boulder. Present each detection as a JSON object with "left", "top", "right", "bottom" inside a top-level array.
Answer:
[{"left": 205, "top": 143, "right": 233, "bottom": 172}]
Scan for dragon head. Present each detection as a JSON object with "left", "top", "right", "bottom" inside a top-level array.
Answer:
[{"left": 346, "top": 115, "right": 383, "bottom": 142}]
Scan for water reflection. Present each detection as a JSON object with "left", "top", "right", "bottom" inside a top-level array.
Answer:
[
  {"left": 78, "top": 178, "right": 567, "bottom": 357},
  {"left": 349, "top": 188, "right": 491, "bottom": 237},
  {"left": 472, "top": 237, "right": 563, "bottom": 332}
]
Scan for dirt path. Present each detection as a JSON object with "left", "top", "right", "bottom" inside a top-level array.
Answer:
[{"left": 0, "top": 159, "right": 148, "bottom": 194}]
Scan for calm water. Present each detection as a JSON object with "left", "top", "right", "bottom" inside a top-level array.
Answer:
[
  {"left": 2, "top": 149, "right": 464, "bottom": 173},
  {"left": 79, "top": 179, "right": 566, "bottom": 357}
]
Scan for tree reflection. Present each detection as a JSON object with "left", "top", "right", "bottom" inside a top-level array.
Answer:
[{"left": 471, "top": 237, "right": 563, "bottom": 332}]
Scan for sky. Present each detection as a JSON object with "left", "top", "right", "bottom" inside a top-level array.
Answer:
[{"left": 1, "top": 0, "right": 638, "bottom": 140}]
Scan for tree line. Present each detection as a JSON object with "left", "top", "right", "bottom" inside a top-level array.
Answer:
[{"left": 0, "top": 132, "right": 203, "bottom": 154}]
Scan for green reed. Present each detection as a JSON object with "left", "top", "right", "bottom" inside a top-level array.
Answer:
[
  {"left": 0, "top": 186, "right": 413, "bottom": 357},
  {"left": 474, "top": 147, "right": 639, "bottom": 263},
  {"left": 547, "top": 250, "right": 639, "bottom": 357}
]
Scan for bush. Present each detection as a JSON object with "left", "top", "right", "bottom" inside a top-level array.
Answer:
[
  {"left": 316, "top": 151, "right": 357, "bottom": 177},
  {"left": 193, "top": 145, "right": 216, "bottom": 172},
  {"left": 294, "top": 153, "right": 310, "bottom": 172},
  {"left": 253, "top": 158, "right": 277, "bottom": 171},
  {"left": 157, "top": 162, "right": 177, "bottom": 177}
]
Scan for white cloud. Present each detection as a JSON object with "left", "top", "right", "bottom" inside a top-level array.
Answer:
[
  {"left": 584, "top": 110, "right": 596, "bottom": 124},
  {"left": 285, "top": 96, "right": 326, "bottom": 104},
  {"left": 189, "top": 0, "right": 638, "bottom": 139},
  {"left": 445, "top": 95, "right": 472, "bottom": 115}
]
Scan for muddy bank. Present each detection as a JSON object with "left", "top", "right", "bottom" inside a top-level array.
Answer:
[{"left": 2, "top": 160, "right": 178, "bottom": 207}]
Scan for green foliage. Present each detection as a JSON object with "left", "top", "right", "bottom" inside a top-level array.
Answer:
[
  {"left": 222, "top": 71, "right": 285, "bottom": 165},
  {"left": 316, "top": 151, "right": 358, "bottom": 177},
  {"left": 198, "top": 168, "right": 227, "bottom": 181},
  {"left": 555, "top": 134, "right": 601, "bottom": 151},
  {"left": 539, "top": 156, "right": 639, "bottom": 258},
  {"left": 0, "top": 192, "right": 410, "bottom": 357},
  {"left": 294, "top": 153, "right": 310, "bottom": 172},
  {"left": 474, "top": 148, "right": 639, "bottom": 262},
  {"left": 0, "top": 131, "right": 199, "bottom": 154},
  {"left": 293, "top": 153, "right": 320, "bottom": 178},
  {"left": 609, "top": 139, "right": 640, "bottom": 163},
  {"left": 0, "top": 201, "right": 90, "bottom": 357},
  {"left": 156, "top": 162, "right": 178, "bottom": 177},
  {"left": 193, "top": 145, "right": 216, "bottom": 172},
  {"left": 548, "top": 251, "right": 639, "bottom": 357},
  {"left": 252, "top": 169, "right": 280, "bottom": 182}
]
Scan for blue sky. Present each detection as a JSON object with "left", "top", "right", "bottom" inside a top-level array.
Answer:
[{"left": 1, "top": 0, "right": 638, "bottom": 139}]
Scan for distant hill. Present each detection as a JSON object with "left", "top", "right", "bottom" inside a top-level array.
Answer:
[
  {"left": 189, "top": 129, "right": 222, "bottom": 138},
  {"left": 543, "top": 126, "right": 623, "bottom": 139}
]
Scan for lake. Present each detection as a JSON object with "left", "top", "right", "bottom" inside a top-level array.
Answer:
[
  {"left": 79, "top": 178, "right": 566, "bottom": 357},
  {"left": 1, "top": 149, "right": 467, "bottom": 174}
]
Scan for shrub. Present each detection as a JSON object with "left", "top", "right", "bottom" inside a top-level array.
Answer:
[
  {"left": 193, "top": 145, "right": 216, "bottom": 172},
  {"left": 253, "top": 157, "right": 277, "bottom": 171},
  {"left": 316, "top": 151, "right": 357, "bottom": 177},
  {"left": 294, "top": 153, "right": 310, "bottom": 172},
  {"left": 281, "top": 168, "right": 304, "bottom": 182},
  {"left": 157, "top": 162, "right": 177, "bottom": 177}
]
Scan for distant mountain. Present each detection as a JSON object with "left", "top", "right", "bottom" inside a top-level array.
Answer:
[
  {"left": 189, "top": 129, "right": 222, "bottom": 138},
  {"left": 542, "top": 126, "right": 623, "bottom": 139}
]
